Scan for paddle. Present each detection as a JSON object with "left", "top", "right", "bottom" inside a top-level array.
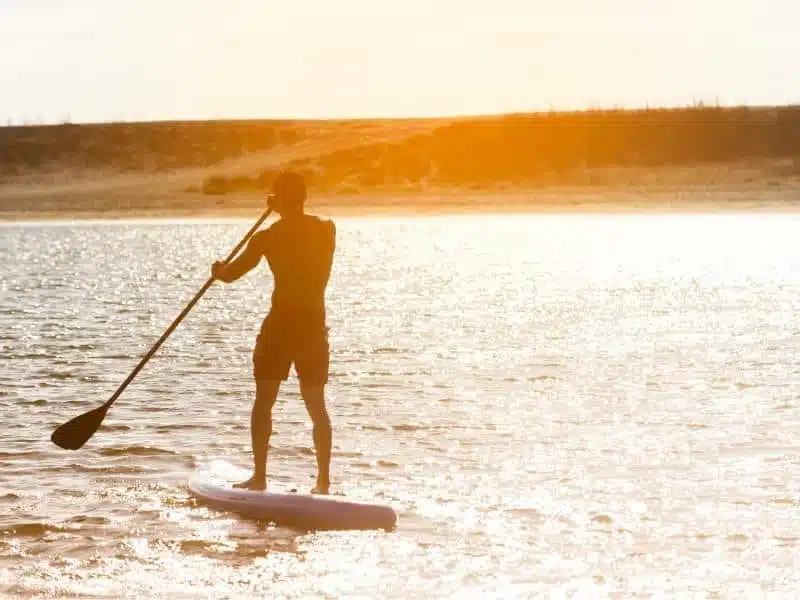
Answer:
[{"left": 50, "top": 208, "right": 273, "bottom": 450}]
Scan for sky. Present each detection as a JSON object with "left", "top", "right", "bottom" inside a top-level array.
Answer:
[{"left": 0, "top": 0, "right": 797, "bottom": 124}]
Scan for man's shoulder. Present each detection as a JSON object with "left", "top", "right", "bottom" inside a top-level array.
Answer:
[
  {"left": 253, "top": 227, "right": 273, "bottom": 241},
  {"left": 306, "top": 214, "right": 336, "bottom": 234},
  {"left": 268, "top": 214, "right": 335, "bottom": 238},
  {"left": 250, "top": 227, "right": 274, "bottom": 251},
  {"left": 306, "top": 213, "right": 335, "bottom": 225}
]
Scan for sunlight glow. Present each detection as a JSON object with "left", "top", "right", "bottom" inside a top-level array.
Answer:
[{"left": 0, "top": 0, "right": 797, "bottom": 123}]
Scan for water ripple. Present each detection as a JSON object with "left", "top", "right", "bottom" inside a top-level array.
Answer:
[{"left": 1, "top": 215, "right": 799, "bottom": 597}]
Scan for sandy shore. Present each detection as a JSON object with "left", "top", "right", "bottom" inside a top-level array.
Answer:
[{"left": 2, "top": 183, "right": 800, "bottom": 222}]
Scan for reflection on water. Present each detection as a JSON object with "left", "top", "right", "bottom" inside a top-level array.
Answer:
[{"left": 1, "top": 214, "right": 798, "bottom": 598}]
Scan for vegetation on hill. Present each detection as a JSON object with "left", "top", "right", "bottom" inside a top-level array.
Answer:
[
  {"left": 195, "top": 105, "right": 800, "bottom": 194},
  {"left": 1, "top": 105, "right": 798, "bottom": 196},
  {"left": 0, "top": 120, "right": 301, "bottom": 175}
]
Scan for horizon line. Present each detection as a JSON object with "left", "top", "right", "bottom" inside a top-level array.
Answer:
[{"left": 2, "top": 100, "right": 799, "bottom": 129}]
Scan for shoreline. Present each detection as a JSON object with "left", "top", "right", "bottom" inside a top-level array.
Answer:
[
  {"left": 3, "top": 188, "right": 800, "bottom": 222},
  {"left": 2, "top": 161, "right": 799, "bottom": 223}
]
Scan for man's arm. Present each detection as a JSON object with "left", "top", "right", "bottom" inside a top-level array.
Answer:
[{"left": 212, "top": 231, "right": 268, "bottom": 283}]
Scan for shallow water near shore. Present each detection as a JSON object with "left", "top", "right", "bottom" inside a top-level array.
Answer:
[{"left": 1, "top": 213, "right": 798, "bottom": 598}]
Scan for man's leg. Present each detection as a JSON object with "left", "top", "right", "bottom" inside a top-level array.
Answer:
[
  {"left": 299, "top": 381, "right": 332, "bottom": 494},
  {"left": 234, "top": 379, "right": 280, "bottom": 490}
]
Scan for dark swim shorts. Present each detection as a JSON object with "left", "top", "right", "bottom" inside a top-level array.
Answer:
[{"left": 252, "top": 314, "right": 330, "bottom": 384}]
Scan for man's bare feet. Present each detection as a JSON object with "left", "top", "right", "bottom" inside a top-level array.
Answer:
[
  {"left": 311, "top": 479, "right": 330, "bottom": 495},
  {"left": 233, "top": 474, "right": 266, "bottom": 491}
]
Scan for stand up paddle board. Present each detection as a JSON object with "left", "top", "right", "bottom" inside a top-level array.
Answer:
[{"left": 188, "top": 460, "right": 397, "bottom": 531}]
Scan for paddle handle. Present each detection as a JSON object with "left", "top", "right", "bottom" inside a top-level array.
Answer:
[{"left": 102, "top": 209, "right": 272, "bottom": 409}]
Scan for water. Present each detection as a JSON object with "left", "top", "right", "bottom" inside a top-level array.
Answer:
[{"left": 1, "top": 214, "right": 798, "bottom": 598}]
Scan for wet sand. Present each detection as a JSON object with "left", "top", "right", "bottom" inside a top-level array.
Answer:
[{"left": 2, "top": 180, "right": 800, "bottom": 222}]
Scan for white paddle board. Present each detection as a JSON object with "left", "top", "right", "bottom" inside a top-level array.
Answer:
[{"left": 188, "top": 460, "right": 397, "bottom": 531}]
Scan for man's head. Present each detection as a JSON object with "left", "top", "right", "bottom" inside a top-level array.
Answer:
[{"left": 270, "top": 171, "right": 307, "bottom": 215}]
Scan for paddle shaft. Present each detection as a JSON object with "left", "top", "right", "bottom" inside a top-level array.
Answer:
[{"left": 100, "top": 209, "right": 272, "bottom": 410}]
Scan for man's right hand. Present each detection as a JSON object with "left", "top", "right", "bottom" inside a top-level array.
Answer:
[{"left": 211, "top": 261, "right": 228, "bottom": 282}]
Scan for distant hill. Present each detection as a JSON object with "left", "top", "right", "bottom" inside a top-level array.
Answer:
[{"left": 1, "top": 105, "right": 799, "bottom": 216}]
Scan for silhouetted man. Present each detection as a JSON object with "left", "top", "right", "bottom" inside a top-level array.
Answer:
[{"left": 212, "top": 171, "right": 336, "bottom": 493}]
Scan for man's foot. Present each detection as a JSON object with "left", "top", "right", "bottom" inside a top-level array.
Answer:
[
  {"left": 233, "top": 474, "right": 266, "bottom": 491},
  {"left": 311, "top": 479, "right": 330, "bottom": 495}
]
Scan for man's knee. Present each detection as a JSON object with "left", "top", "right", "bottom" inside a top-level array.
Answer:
[
  {"left": 300, "top": 383, "right": 329, "bottom": 421},
  {"left": 255, "top": 380, "right": 280, "bottom": 410}
]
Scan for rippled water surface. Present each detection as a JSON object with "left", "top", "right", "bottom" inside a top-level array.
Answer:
[{"left": 1, "top": 214, "right": 798, "bottom": 598}]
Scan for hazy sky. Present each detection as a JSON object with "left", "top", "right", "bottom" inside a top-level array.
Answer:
[{"left": 0, "top": 0, "right": 797, "bottom": 123}]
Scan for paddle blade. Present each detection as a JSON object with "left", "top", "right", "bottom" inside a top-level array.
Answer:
[{"left": 50, "top": 403, "right": 110, "bottom": 450}]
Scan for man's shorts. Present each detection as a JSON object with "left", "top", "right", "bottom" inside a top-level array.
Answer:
[{"left": 253, "top": 314, "right": 330, "bottom": 385}]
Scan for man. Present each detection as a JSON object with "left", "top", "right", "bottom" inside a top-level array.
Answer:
[{"left": 211, "top": 171, "right": 336, "bottom": 494}]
